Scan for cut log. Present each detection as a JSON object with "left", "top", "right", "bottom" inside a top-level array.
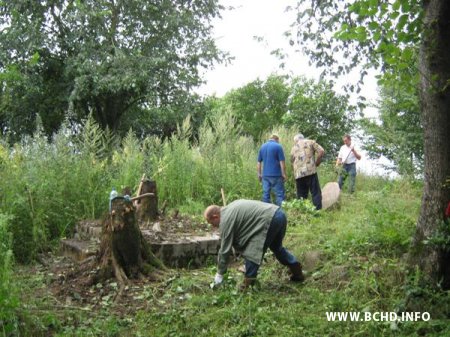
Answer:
[{"left": 135, "top": 180, "right": 158, "bottom": 221}]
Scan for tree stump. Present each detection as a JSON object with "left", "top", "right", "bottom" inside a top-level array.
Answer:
[
  {"left": 95, "top": 196, "right": 165, "bottom": 289},
  {"left": 135, "top": 179, "right": 158, "bottom": 222}
]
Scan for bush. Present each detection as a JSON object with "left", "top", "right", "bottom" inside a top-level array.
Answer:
[{"left": 0, "top": 116, "right": 116, "bottom": 262}]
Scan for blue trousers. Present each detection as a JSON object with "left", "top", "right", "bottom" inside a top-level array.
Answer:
[
  {"left": 262, "top": 176, "right": 285, "bottom": 206},
  {"left": 338, "top": 163, "right": 356, "bottom": 193},
  {"left": 245, "top": 208, "right": 297, "bottom": 278}
]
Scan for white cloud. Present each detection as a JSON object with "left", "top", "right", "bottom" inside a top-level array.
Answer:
[
  {"left": 197, "top": 0, "right": 313, "bottom": 96},
  {"left": 198, "top": 0, "right": 379, "bottom": 105}
]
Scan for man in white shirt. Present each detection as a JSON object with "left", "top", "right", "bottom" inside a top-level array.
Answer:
[{"left": 336, "top": 135, "right": 361, "bottom": 193}]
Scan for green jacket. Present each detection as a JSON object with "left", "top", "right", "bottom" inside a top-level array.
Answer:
[{"left": 217, "top": 199, "right": 278, "bottom": 275}]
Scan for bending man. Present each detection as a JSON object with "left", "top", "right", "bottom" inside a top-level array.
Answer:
[{"left": 204, "top": 199, "right": 304, "bottom": 289}]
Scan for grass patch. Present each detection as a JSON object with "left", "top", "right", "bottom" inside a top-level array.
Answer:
[{"left": 11, "top": 174, "right": 450, "bottom": 336}]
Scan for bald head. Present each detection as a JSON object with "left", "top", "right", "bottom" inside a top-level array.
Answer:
[{"left": 204, "top": 205, "right": 221, "bottom": 227}]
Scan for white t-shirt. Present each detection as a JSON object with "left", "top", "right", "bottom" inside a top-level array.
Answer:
[{"left": 338, "top": 144, "right": 358, "bottom": 164}]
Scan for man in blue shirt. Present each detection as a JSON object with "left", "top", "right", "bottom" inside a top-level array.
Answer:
[{"left": 257, "top": 134, "right": 287, "bottom": 206}]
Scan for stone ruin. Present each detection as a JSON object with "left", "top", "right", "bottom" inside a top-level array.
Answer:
[{"left": 60, "top": 180, "right": 220, "bottom": 269}]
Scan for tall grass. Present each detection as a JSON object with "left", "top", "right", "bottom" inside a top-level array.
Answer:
[
  {"left": 0, "top": 111, "right": 371, "bottom": 264},
  {"left": 0, "top": 213, "right": 18, "bottom": 335},
  {"left": 196, "top": 112, "right": 260, "bottom": 203},
  {"left": 0, "top": 113, "right": 305, "bottom": 263},
  {"left": 0, "top": 117, "right": 116, "bottom": 262}
]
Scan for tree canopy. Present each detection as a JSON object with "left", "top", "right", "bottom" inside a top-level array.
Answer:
[
  {"left": 360, "top": 79, "right": 423, "bottom": 176},
  {"left": 290, "top": 0, "right": 422, "bottom": 89},
  {"left": 221, "top": 75, "right": 290, "bottom": 141},
  {"left": 283, "top": 77, "right": 354, "bottom": 154},
  {"left": 0, "top": 0, "right": 225, "bottom": 140},
  {"left": 290, "top": 0, "right": 450, "bottom": 289},
  {"left": 209, "top": 74, "right": 353, "bottom": 154}
]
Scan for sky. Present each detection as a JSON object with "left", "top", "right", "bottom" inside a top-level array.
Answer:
[
  {"left": 197, "top": 0, "right": 378, "bottom": 102},
  {"left": 197, "top": 0, "right": 307, "bottom": 96},
  {"left": 195, "top": 0, "right": 395, "bottom": 176}
]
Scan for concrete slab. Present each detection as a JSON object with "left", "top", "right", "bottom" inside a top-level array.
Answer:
[
  {"left": 60, "top": 238, "right": 98, "bottom": 262},
  {"left": 62, "top": 225, "right": 221, "bottom": 268},
  {"left": 76, "top": 220, "right": 102, "bottom": 240},
  {"left": 150, "top": 233, "right": 220, "bottom": 268}
]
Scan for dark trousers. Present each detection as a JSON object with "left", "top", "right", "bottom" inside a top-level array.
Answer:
[
  {"left": 245, "top": 208, "right": 297, "bottom": 278},
  {"left": 295, "top": 173, "right": 322, "bottom": 210}
]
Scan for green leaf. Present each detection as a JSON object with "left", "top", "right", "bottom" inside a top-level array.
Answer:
[
  {"left": 368, "top": 21, "right": 379, "bottom": 31},
  {"left": 397, "top": 62, "right": 409, "bottom": 70},
  {"left": 396, "top": 15, "right": 409, "bottom": 31},
  {"left": 29, "top": 52, "right": 40, "bottom": 65},
  {"left": 373, "top": 31, "right": 382, "bottom": 42},
  {"left": 348, "top": 2, "right": 361, "bottom": 13},
  {"left": 402, "top": 47, "right": 414, "bottom": 61},
  {"left": 355, "top": 26, "right": 368, "bottom": 42},
  {"left": 401, "top": 1, "right": 411, "bottom": 12},
  {"left": 390, "top": 11, "right": 400, "bottom": 20},
  {"left": 392, "top": 0, "right": 401, "bottom": 11}
]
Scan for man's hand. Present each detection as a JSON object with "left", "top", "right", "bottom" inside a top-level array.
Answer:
[{"left": 214, "top": 273, "right": 223, "bottom": 285}]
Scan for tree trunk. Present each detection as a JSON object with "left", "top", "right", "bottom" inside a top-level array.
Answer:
[
  {"left": 135, "top": 179, "right": 159, "bottom": 222},
  {"left": 96, "top": 196, "right": 165, "bottom": 286},
  {"left": 410, "top": 0, "right": 450, "bottom": 290}
]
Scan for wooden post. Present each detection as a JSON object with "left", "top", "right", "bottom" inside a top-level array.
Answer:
[{"left": 221, "top": 187, "right": 227, "bottom": 206}]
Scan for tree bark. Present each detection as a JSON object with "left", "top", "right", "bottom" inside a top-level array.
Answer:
[
  {"left": 96, "top": 196, "right": 165, "bottom": 286},
  {"left": 410, "top": 0, "right": 450, "bottom": 290}
]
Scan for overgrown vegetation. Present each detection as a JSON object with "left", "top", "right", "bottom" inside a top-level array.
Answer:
[
  {"left": 1, "top": 94, "right": 447, "bottom": 336},
  {"left": 0, "top": 114, "right": 296, "bottom": 264},
  {"left": 0, "top": 0, "right": 447, "bottom": 335},
  {"left": 10, "top": 169, "right": 450, "bottom": 336},
  {"left": 0, "top": 214, "right": 19, "bottom": 335}
]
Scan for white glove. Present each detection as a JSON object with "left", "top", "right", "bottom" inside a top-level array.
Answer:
[{"left": 214, "top": 273, "right": 223, "bottom": 285}]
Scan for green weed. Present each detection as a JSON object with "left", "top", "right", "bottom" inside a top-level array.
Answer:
[
  {"left": 3, "top": 114, "right": 448, "bottom": 336},
  {"left": 0, "top": 213, "right": 19, "bottom": 335}
]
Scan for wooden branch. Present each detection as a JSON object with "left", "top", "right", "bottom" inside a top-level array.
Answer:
[
  {"left": 131, "top": 193, "right": 155, "bottom": 201},
  {"left": 136, "top": 173, "right": 146, "bottom": 197}
]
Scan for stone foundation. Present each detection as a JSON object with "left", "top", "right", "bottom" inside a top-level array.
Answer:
[{"left": 61, "top": 220, "right": 220, "bottom": 268}]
